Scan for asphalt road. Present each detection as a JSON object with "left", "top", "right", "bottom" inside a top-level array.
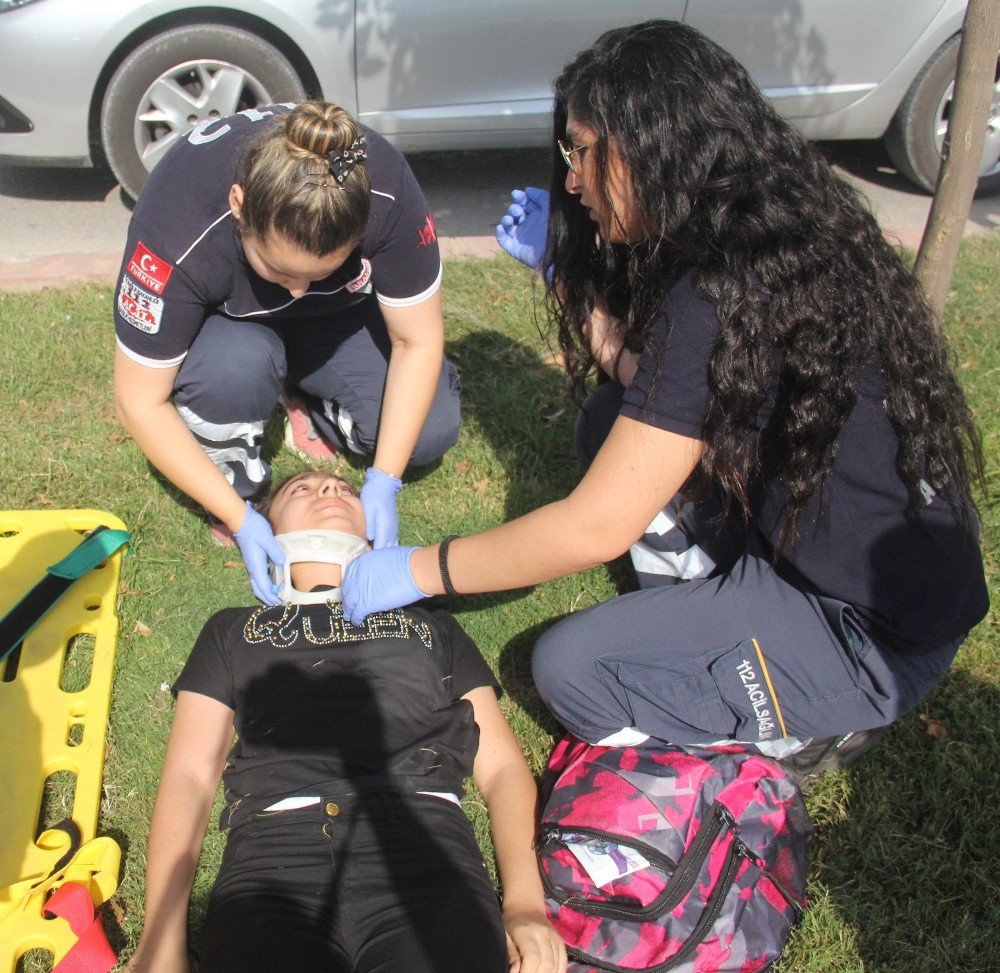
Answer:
[{"left": 1, "top": 140, "right": 997, "bottom": 290}]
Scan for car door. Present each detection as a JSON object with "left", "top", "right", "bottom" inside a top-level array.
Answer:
[
  {"left": 353, "top": 0, "right": 686, "bottom": 150},
  {"left": 684, "top": 0, "right": 950, "bottom": 133}
]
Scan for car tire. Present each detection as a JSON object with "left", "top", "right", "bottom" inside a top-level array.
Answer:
[
  {"left": 100, "top": 24, "right": 307, "bottom": 200},
  {"left": 884, "top": 33, "right": 1000, "bottom": 196}
]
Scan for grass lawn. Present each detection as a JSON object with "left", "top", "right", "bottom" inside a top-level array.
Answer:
[{"left": 1, "top": 234, "right": 997, "bottom": 971}]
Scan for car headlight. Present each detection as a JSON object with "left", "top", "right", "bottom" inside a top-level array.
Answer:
[{"left": 0, "top": 0, "right": 49, "bottom": 11}]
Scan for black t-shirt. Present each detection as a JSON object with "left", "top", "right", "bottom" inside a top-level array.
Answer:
[
  {"left": 621, "top": 269, "right": 988, "bottom": 651},
  {"left": 114, "top": 104, "right": 441, "bottom": 368},
  {"left": 174, "top": 602, "right": 499, "bottom": 829}
]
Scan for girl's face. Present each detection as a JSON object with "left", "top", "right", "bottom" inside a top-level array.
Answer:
[
  {"left": 229, "top": 184, "right": 355, "bottom": 298},
  {"left": 563, "top": 110, "right": 644, "bottom": 244},
  {"left": 268, "top": 472, "right": 367, "bottom": 540}
]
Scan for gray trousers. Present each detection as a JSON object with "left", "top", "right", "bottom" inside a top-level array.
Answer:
[
  {"left": 172, "top": 296, "right": 461, "bottom": 498},
  {"left": 532, "top": 381, "right": 962, "bottom": 750}
]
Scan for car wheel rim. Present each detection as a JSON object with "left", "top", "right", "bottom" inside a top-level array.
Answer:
[
  {"left": 932, "top": 60, "right": 1000, "bottom": 180},
  {"left": 132, "top": 59, "right": 272, "bottom": 173}
]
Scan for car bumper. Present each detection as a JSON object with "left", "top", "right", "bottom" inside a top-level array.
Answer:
[{"left": 0, "top": 0, "right": 152, "bottom": 165}]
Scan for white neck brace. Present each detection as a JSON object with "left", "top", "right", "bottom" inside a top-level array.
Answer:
[{"left": 271, "top": 530, "right": 368, "bottom": 605}]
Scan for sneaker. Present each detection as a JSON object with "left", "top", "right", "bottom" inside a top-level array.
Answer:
[
  {"left": 209, "top": 518, "right": 237, "bottom": 548},
  {"left": 781, "top": 726, "right": 890, "bottom": 789},
  {"left": 282, "top": 391, "right": 340, "bottom": 463}
]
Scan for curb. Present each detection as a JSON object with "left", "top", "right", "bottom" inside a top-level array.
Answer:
[{"left": 2, "top": 225, "right": 991, "bottom": 294}]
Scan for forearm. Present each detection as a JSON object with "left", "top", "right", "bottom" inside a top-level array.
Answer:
[
  {"left": 585, "top": 301, "right": 638, "bottom": 386},
  {"left": 467, "top": 686, "right": 565, "bottom": 973},
  {"left": 373, "top": 340, "right": 442, "bottom": 478},
  {"left": 131, "top": 693, "right": 233, "bottom": 970},
  {"left": 415, "top": 495, "right": 608, "bottom": 595},
  {"left": 372, "top": 292, "right": 447, "bottom": 478},
  {"left": 483, "top": 763, "right": 547, "bottom": 917},
  {"left": 131, "top": 767, "right": 218, "bottom": 965},
  {"left": 411, "top": 417, "right": 703, "bottom": 595},
  {"left": 117, "top": 397, "right": 246, "bottom": 530}
]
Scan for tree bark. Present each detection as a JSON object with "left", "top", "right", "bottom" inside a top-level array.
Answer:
[{"left": 914, "top": 0, "right": 1000, "bottom": 326}]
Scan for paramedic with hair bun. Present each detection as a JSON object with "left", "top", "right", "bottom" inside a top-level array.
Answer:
[
  {"left": 113, "top": 101, "right": 459, "bottom": 604},
  {"left": 341, "top": 22, "right": 988, "bottom": 783}
]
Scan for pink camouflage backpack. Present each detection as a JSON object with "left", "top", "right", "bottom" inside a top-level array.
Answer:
[{"left": 537, "top": 736, "right": 812, "bottom": 972}]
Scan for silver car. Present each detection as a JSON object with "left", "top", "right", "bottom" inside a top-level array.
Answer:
[{"left": 0, "top": 0, "right": 996, "bottom": 200}]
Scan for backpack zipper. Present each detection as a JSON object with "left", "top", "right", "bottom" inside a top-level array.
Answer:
[
  {"left": 539, "top": 824, "right": 678, "bottom": 872},
  {"left": 562, "top": 834, "right": 746, "bottom": 973},
  {"left": 540, "top": 803, "right": 734, "bottom": 922}
]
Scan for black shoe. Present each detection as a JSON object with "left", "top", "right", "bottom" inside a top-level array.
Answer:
[{"left": 781, "top": 726, "right": 890, "bottom": 789}]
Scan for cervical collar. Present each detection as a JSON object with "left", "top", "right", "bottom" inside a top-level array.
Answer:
[{"left": 272, "top": 530, "right": 368, "bottom": 605}]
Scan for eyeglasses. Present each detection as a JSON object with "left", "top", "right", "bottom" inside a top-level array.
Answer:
[{"left": 557, "top": 138, "right": 591, "bottom": 174}]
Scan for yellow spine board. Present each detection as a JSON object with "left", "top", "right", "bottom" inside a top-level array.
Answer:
[{"left": 0, "top": 510, "right": 127, "bottom": 968}]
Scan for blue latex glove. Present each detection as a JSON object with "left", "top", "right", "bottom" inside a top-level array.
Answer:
[
  {"left": 234, "top": 501, "right": 285, "bottom": 605},
  {"left": 495, "top": 187, "right": 550, "bottom": 273},
  {"left": 341, "top": 546, "right": 430, "bottom": 625},
  {"left": 360, "top": 467, "right": 403, "bottom": 549}
]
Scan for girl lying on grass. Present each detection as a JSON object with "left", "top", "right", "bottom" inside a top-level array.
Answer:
[{"left": 127, "top": 469, "right": 565, "bottom": 973}]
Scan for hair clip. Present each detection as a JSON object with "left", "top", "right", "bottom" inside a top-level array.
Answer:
[{"left": 328, "top": 134, "right": 368, "bottom": 183}]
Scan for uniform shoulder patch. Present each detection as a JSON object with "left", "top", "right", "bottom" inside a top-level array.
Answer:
[
  {"left": 346, "top": 257, "right": 373, "bottom": 293},
  {"left": 417, "top": 213, "right": 437, "bottom": 247},
  {"left": 127, "top": 242, "right": 174, "bottom": 294},
  {"left": 117, "top": 277, "right": 164, "bottom": 334}
]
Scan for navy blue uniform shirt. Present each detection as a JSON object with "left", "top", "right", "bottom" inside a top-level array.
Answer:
[
  {"left": 621, "top": 269, "right": 988, "bottom": 651},
  {"left": 114, "top": 105, "right": 441, "bottom": 369}
]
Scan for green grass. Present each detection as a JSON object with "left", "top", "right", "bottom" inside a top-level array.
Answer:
[{"left": 0, "top": 234, "right": 997, "bottom": 971}]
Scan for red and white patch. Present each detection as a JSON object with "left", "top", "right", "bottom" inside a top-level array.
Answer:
[
  {"left": 127, "top": 242, "right": 174, "bottom": 295},
  {"left": 346, "top": 257, "right": 372, "bottom": 293},
  {"left": 417, "top": 213, "right": 437, "bottom": 247},
  {"left": 117, "top": 277, "right": 164, "bottom": 334}
]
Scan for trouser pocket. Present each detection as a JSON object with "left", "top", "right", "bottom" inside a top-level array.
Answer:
[{"left": 613, "top": 640, "right": 783, "bottom": 745}]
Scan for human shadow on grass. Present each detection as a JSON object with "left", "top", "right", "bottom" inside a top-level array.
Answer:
[
  {"left": 496, "top": 618, "right": 567, "bottom": 741},
  {"left": 447, "top": 329, "right": 579, "bottom": 525},
  {"left": 438, "top": 328, "right": 589, "bottom": 616},
  {"left": 98, "top": 826, "right": 129, "bottom": 957}
]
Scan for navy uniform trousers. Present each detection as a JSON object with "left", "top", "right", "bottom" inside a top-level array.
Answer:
[{"left": 172, "top": 295, "right": 461, "bottom": 498}]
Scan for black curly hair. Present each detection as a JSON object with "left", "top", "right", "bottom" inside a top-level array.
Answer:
[{"left": 545, "top": 20, "right": 982, "bottom": 545}]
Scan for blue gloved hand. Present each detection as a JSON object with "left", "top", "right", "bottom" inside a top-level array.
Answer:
[
  {"left": 234, "top": 501, "right": 285, "bottom": 606},
  {"left": 341, "top": 546, "right": 430, "bottom": 625},
  {"left": 360, "top": 467, "right": 403, "bottom": 549},
  {"left": 495, "top": 187, "right": 550, "bottom": 272}
]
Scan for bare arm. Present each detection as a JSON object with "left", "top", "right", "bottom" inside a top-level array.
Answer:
[
  {"left": 411, "top": 413, "right": 704, "bottom": 595},
  {"left": 374, "top": 291, "right": 446, "bottom": 477},
  {"left": 127, "top": 692, "right": 234, "bottom": 973},
  {"left": 467, "top": 687, "right": 566, "bottom": 973},
  {"left": 114, "top": 349, "right": 247, "bottom": 531},
  {"left": 583, "top": 300, "right": 638, "bottom": 387}
]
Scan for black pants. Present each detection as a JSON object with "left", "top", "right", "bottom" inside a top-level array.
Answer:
[{"left": 199, "top": 791, "right": 506, "bottom": 973}]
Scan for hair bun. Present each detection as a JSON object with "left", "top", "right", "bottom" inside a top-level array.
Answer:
[{"left": 284, "top": 102, "right": 359, "bottom": 161}]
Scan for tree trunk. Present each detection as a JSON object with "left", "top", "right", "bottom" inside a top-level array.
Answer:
[{"left": 914, "top": 0, "right": 1000, "bottom": 326}]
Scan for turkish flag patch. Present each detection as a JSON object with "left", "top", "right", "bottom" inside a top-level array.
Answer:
[{"left": 127, "top": 242, "right": 174, "bottom": 295}]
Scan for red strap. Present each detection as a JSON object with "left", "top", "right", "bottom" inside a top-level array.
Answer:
[{"left": 43, "top": 883, "right": 117, "bottom": 973}]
